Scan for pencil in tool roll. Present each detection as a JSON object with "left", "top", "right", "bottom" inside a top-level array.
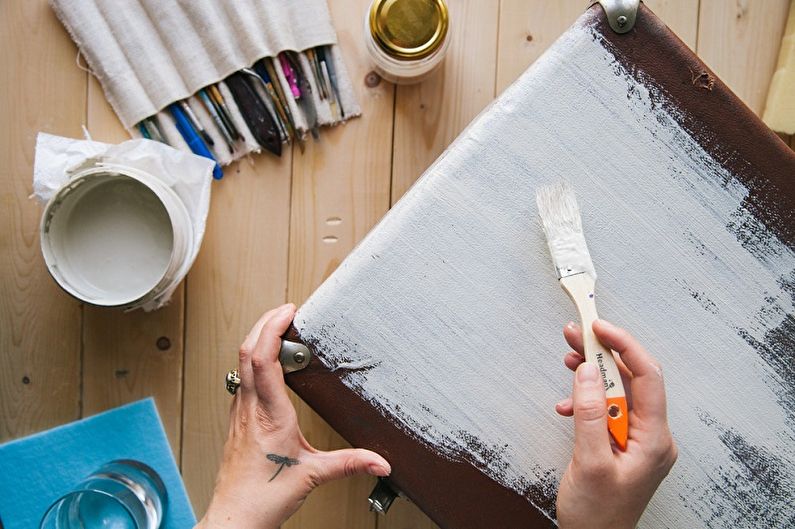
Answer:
[{"left": 536, "top": 182, "right": 629, "bottom": 450}]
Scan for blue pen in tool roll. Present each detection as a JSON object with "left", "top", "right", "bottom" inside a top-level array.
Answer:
[{"left": 169, "top": 103, "right": 224, "bottom": 180}]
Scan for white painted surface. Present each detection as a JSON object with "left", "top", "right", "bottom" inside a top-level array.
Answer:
[{"left": 295, "top": 17, "right": 795, "bottom": 528}]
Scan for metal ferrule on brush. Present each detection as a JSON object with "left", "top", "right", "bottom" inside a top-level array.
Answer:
[{"left": 548, "top": 231, "right": 596, "bottom": 280}]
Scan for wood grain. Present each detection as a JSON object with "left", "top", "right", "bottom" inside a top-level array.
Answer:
[
  {"left": 182, "top": 153, "right": 291, "bottom": 517},
  {"left": 643, "top": 0, "right": 700, "bottom": 49},
  {"left": 0, "top": 0, "right": 84, "bottom": 441},
  {"left": 495, "top": 1, "right": 585, "bottom": 94},
  {"left": 181, "top": 152, "right": 292, "bottom": 513},
  {"left": 391, "top": 0, "right": 499, "bottom": 203},
  {"left": 285, "top": 1, "right": 394, "bottom": 528},
  {"left": 81, "top": 77, "right": 186, "bottom": 454},
  {"left": 697, "top": 0, "right": 791, "bottom": 114}
]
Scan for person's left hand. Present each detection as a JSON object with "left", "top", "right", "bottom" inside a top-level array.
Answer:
[{"left": 197, "top": 303, "right": 391, "bottom": 529}]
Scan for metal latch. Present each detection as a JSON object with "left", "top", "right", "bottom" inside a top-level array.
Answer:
[
  {"left": 590, "top": 0, "right": 640, "bottom": 34},
  {"left": 279, "top": 340, "right": 312, "bottom": 373},
  {"left": 368, "top": 478, "right": 399, "bottom": 514}
]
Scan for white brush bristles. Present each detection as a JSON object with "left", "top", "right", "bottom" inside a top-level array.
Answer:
[{"left": 535, "top": 182, "right": 597, "bottom": 279}]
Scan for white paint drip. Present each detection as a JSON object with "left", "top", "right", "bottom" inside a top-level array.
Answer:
[{"left": 295, "top": 18, "right": 795, "bottom": 528}]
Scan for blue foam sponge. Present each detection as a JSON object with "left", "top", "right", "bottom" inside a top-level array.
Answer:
[{"left": 0, "top": 398, "right": 195, "bottom": 528}]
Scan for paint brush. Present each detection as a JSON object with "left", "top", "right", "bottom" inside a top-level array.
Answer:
[
  {"left": 143, "top": 117, "right": 167, "bottom": 145},
  {"left": 241, "top": 68, "right": 288, "bottom": 143},
  {"left": 138, "top": 121, "right": 151, "bottom": 139},
  {"left": 209, "top": 84, "right": 242, "bottom": 141},
  {"left": 285, "top": 51, "right": 319, "bottom": 140},
  {"left": 319, "top": 46, "right": 344, "bottom": 118},
  {"left": 225, "top": 72, "right": 282, "bottom": 156},
  {"left": 254, "top": 61, "right": 295, "bottom": 140},
  {"left": 536, "top": 182, "right": 629, "bottom": 450},
  {"left": 179, "top": 100, "right": 214, "bottom": 147},
  {"left": 264, "top": 58, "right": 305, "bottom": 153}
]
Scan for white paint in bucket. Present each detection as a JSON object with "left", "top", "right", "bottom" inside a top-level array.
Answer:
[{"left": 41, "top": 167, "right": 193, "bottom": 308}]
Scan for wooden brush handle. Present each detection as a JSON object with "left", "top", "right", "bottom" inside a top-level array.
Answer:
[
  {"left": 559, "top": 273, "right": 629, "bottom": 448},
  {"left": 559, "top": 273, "right": 623, "bottom": 396}
]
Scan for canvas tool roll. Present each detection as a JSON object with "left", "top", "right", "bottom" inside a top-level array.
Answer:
[{"left": 50, "top": 0, "right": 360, "bottom": 166}]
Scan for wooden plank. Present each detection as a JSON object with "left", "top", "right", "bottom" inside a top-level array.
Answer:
[
  {"left": 0, "top": 0, "right": 84, "bottom": 441},
  {"left": 697, "top": 0, "right": 791, "bottom": 114},
  {"left": 284, "top": 1, "right": 394, "bottom": 528},
  {"left": 383, "top": 1, "right": 499, "bottom": 527},
  {"left": 81, "top": 294, "right": 184, "bottom": 448},
  {"left": 644, "top": 0, "right": 700, "bottom": 49},
  {"left": 80, "top": 77, "right": 186, "bottom": 455},
  {"left": 495, "top": 1, "right": 585, "bottom": 94},
  {"left": 391, "top": 0, "right": 500, "bottom": 205},
  {"left": 181, "top": 152, "right": 292, "bottom": 513},
  {"left": 496, "top": 0, "right": 699, "bottom": 95}
]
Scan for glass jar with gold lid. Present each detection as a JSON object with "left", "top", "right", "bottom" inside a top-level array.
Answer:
[{"left": 365, "top": 0, "right": 450, "bottom": 84}]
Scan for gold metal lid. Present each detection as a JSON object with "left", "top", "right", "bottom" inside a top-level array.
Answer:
[{"left": 369, "top": 0, "right": 449, "bottom": 60}]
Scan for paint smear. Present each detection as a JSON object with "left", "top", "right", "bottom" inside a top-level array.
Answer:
[{"left": 295, "top": 18, "right": 795, "bottom": 528}]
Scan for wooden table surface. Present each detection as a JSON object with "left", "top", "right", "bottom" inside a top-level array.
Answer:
[{"left": 2, "top": 1, "right": 792, "bottom": 527}]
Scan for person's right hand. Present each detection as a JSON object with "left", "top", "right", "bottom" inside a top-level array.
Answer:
[{"left": 554, "top": 319, "right": 677, "bottom": 529}]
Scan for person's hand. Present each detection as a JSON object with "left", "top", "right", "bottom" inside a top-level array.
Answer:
[
  {"left": 197, "top": 304, "right": 391, "bottom": 529},
  {"left": 554, "top": 319, "right": 677, "bottom": 529}
]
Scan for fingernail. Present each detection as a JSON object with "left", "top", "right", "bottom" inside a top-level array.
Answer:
[
  {"left": 577, "top": 362, "right": 599, "bottom": 383},
  {"left": 556, "top": 397, "right": 571, "bottom": 408},
  {"left": 368, "top": 463, "right": 391, "bottom": 477},
  {"left": 279, "top": 303, "right": 293, "bottom": 314},
  {"left": 566, "top": 321, "right": 577, "bottom": 330}
]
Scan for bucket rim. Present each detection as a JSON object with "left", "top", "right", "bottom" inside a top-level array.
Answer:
[{"left": 40, "top": 166, "right": 191, "bottom": 308}]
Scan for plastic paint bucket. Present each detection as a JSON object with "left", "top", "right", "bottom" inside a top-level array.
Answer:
[{"left": 40, "top": 166, "right": 194, "bottom": 309}]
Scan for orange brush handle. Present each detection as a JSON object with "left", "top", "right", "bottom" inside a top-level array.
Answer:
[{"left": 560, "top": 273, "right": 628, "bottom": 450}]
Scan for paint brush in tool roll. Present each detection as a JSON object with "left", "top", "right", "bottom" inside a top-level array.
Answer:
[
  {"left": 209, "top": 85, "right": 242, "bottom": 141},
  {"left": 536, "top": 182, "right": 629, "bottom": 450},
  {"left": 199, "top": 89, "right": 236, "bottom": 153},
  {"left": 318, "top": 46, "right": 344, "bottom": 119},
  {"left": 263, "top": 58, "right": 305, "bottom": 153},
  {"left": 225, "top": 72, "right": 282, "bottom": 156},
  {"left": 253, "top": 62, "right": 294, "bottom": 140},
  {"left": 284, "top": 51, "right": 320, "bottom": 140},
  {"left": 241, "top": 68, "right": 288, "bottom": 143},
  {"left": 179, "top": 100, "right": 214, "bottom": 147}
]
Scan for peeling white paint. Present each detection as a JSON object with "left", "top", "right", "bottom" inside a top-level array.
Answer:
[{"left": 295, "top": 18, "right": 795, "bottom": 528}]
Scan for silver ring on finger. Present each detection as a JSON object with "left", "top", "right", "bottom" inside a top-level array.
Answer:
[{"left": 225, "top": 368, "right": 241, "bottom": 395}]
